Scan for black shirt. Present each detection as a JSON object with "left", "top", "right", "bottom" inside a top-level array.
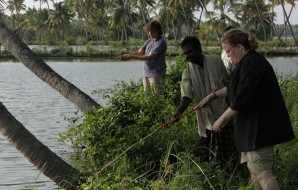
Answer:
[{"left": 227, "top": 50, "right": 295, "bottom": 151}]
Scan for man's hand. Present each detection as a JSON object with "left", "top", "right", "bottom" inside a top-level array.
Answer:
[
  {"left": 117, "top": 54, "right": 129, "bottom": 61},
  {"left": 171, "top": 113, "right": 182, "bottom": 124},
  {"left": 172, "top": 97, "right": 191, "bottom": 124}
]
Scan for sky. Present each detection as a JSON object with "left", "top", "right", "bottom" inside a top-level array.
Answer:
[
  {"left": 6, "top": 0, "right": 298, "bottom": 25},
  {"left": 271, "top": 5, "right": 298, "bottom": 24}
]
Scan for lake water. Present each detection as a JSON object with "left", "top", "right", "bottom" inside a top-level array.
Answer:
[{"left": 0, "top": 57, "right": 297, "bottom": 190}]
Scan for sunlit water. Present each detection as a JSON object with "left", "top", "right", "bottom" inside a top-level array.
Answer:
[
  {"left": 0, "top": 58, "right": 143, "bottom": 190},
  {"left": 0, "top": 57, "right": 297, "bottom": 190}
]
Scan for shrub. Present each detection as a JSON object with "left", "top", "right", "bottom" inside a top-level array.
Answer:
[{"left": 60, "top": 56, "right": 298, "bottom": 189}]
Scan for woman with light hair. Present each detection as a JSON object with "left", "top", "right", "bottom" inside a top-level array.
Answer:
[{"left": 197, "top": 29, "right": 295, "bottom": 190}]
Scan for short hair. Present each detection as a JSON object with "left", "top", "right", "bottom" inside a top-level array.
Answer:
[
  {"left": 181, "top": 36, "right": 202, "bottom": 51},
  {"left": 146, "top": 20, "right": 163, "bottom": 36}
]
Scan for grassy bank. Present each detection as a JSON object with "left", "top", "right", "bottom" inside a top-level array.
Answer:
[
  {"left": 1, "top": 39, "right": 297, "bottom": 59},
  {"left": 59, "top": 54, "right": 298, "bottom": 189}
]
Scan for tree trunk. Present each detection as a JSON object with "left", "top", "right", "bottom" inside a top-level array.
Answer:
[
  {"left": 254, "top": 0, "right": 267, "bottom": 41},
  {"left": 171, "top": 20, "right": 177, "bottom": 41},
  {"left": 0, "top": 22, "right": 101, "bottom": 113},
  {"left": 128, "top": 6, "right": 136, "bottom": 39},
  {"left": 181, "top": 6, "right": 191, "bottom": 35},
  {"left": 271, "top": 9, "right": 281, "bottom": 41},
  {"left": 281, "top": 3, "right": 298, "bottom": 45},
  {"left": 140, "top": 0, "right": 148, "bottom": 27},
  {"left": 0, "top": 101, "right": 81, "bottom": 190}
]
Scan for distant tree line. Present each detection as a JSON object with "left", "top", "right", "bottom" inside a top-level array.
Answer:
[{"left": 0, "top": 0, "right": 297, "bottom": 45}]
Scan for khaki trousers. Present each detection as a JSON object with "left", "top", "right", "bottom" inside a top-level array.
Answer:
[{"left": 143, "top": 76, "right": 165, "bottom": 95}]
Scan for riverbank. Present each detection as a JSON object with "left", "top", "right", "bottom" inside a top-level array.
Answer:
[
  {"left": 0, "top": 42, "right": 298, "bottom": 59},
  {"left": 1, "top": 57, "right": 297, "bottom": 189},
  {"left": 59, "top": 60, "right": 298, "bottom": 190},
  {"left": 0, "top": 47, "right": 297, "bottom": 59}
]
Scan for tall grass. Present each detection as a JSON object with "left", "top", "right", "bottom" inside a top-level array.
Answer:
[{"left": 60, "top": 56, "right": 298, "bottom": 190}]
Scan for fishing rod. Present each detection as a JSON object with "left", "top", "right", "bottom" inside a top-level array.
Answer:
[{"left": 97, "top": 105, "right": 201, "bottom": 174}]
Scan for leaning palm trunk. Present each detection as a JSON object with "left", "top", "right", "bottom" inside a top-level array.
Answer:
[
  {"left": 0, "top": 102, "right": 81, "bottom": 190},
  {"left": 0, "top": 22, "right": 101, "bottom": 113}
]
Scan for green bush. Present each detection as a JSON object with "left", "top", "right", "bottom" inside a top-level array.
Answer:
[
  {"left": 49, "top": 47, "right": 73, "bottom": 56},
  {"left": 59, "top": 55, "right": 199, "bottom": 188},
  {"left": 32, "top": 48, "right": 51, "bottom": 57},
  {"left": 60, "top": 56, "right": 298, "bottom": 189}
]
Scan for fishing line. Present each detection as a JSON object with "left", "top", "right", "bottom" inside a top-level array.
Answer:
[{"left": 97, "top": 106, "right": 201, "bottom": 174}]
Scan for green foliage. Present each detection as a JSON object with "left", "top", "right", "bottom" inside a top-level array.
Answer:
[
  {"left": 76, "top": 37, "right": 88, "bottom": 45},
  {"left": 203, "top": 48, "right": 221, "bottom": 56},
  {"left": 59, "top": 55, "right": 199, "bottom": 188},
  {"left": 6, "top": 38, "right": 295, "bottom": 59},
  {"left": 275, "top": 72, "right": 298, "bottom": 189},
  {"left": 279, "top": 72, "right": 298, "bottom": 128},
  {"left": 166, "top": 40, "right": 180, "bottom": 47},
  {"left": 151, "top": 152, "right": 248, "bottom": 190},
  {"left": 49, "top": 47, "right": 74, "bottom": 56},
  {"left": 32, "top": 48, "right": 51, "bottom": 57},
  {"left": 60, "top": 56, "right": 298, "bottom": 189}
]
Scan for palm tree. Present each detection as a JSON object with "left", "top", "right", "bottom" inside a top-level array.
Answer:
[
  {"left": 167, "top": 0, "right": 197, "bottom": 35},
  {"left": 134, "top": 0, "right": 155, "bottom": 27},
  {"left": 20, "top": 8, "right": 49, "bottom": 44},
  {"left": 0, "top": 22, "right": 101, "bottom": 112},
  {"left": 69, "top": 0, "right": 98, "bottom": 22},
  {"left": 6, "top": 0, "right": 26, "bottom": 15},
  {"left": 0, "top": 1, "right": 5, "bottom": 54},
  {"left": 88, "top": 10, "right": 108, "bottom": 46},
  {"left": 0, "top": 0, "right": 5, "bottom": 8},
  {"left": 254, "top": 0, "right": 268, "bottom": 40},
  {"left": 6, "top": 0, "right": 26, "bottom": 32},
  {"left": 204, "top": 0, "right": 238, "bottom": 39},
  {"left": 156, "top": 0, "right": 177, "bottom": 39},
  {"left": 34, "top": 0, "right": 50, "bottom": 9},
  {"left": 232, "top": 0, "right": 272, "bottom": 40},
  {"left": 0, "top": 101, "right": 81, "bottom": 190},
  {"left": 0, "top": 20, "right": 101, "bottom": 189},
  {"left": 0, "top": 5, "right": 5, "bottom": 20},
  {"left": 269, "top": 0, "right": 297, "bottom": 45},
  {"left": 64, "top": 0, "right": 88, "bottom": 39},
  {"left": 107, "top": 0, "right": 131, "bottom": 41},
  {"left": 192, "top": 0, "right": 211, "bottom": 26},
  {"left": 126, "top": 0, "right": 139, "bottom": 39},
  {"left": 196, "top": 24, "right": 215, "bottom": 43},
  {"left": 47, "top": 2, "right": 73, "bottom": 41}
]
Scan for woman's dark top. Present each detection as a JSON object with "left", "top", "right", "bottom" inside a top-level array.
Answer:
[{"left": 227, "top": 50, "right": 295, "bottom": 152}]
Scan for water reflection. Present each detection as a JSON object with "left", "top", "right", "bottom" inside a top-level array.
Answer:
[
  {"left": 267, "top": 56, "right": 298, "bottom": 75},
  {"left": 0, "top": 59, "right": 142, "bottom": 190}
]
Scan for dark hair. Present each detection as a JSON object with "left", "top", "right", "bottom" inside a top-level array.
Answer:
[
  {"left": 181, "top": 36, "right": 202, "bottom": 50},
  {"left": 224, "top": 26, "right": 236, "bottom": 34},
  {"left": 222, "top": 29, "right": 258, "bottom": 50},
  {"left": 146, "top": 20, "right": 163, "bottom": 36},
  {"left": 223, "top": 26, "right": 236, "bottom": 35}
]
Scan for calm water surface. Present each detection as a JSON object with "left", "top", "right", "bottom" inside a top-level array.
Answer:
[
  {"left": 0, "top": 57, "right": 297, "bottom": 190},
  {"left": 0, "top": 58, "right": 143, "bottom": 190}
]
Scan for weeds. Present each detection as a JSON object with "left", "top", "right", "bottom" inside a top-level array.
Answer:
[{"left": 60, "top": 56, "right": 298, "bottom": 189}]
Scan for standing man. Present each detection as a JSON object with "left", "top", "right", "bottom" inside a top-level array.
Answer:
[
  {"left": 117, "top": 20, "right": 167, "bottom": 95},
  {"left": 172, "top": 36, "right": 239, "bottom": 167}
]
